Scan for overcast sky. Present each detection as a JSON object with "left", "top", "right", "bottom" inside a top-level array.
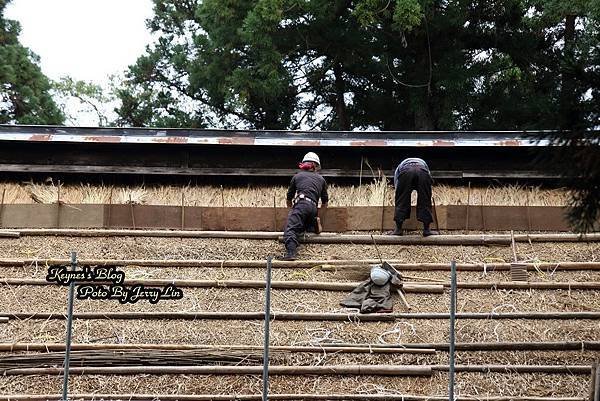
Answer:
[{"left": 5, "top": 0, "right": 154, "bottom": 84}]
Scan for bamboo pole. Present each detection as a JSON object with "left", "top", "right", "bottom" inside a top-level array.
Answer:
[
  {"left": 380, "top": 176, "right": 386, "bottom": 233},
  {"left": 0, "top": 312, "right": 396, "bottom": 322},
  {"left": 3, "top": 341, "right": 598, "bottom": 353},
  {"left": 8, "top": 229, "right": 600, "bottom": 243},
  {"left": 18, "top": 275, "right": 600, "bottom": 290},
  {"left": 0, "top": 279, "right": 443, "bottom": 292},
  {"left": 291, "top": 233, "right": 600, "bottom": 245},
  {"left": 0, "top": 364, "right": 432, "bottom": 376},
  {"left": 3, "top": 259, "right": 600, "bottom": 271},
  {"left": 433, "top": 364, "right": 592, "bottom": 374},
  {"left": 0, "top": 343, "right": 437, "bottom": 354},
  {"left": 0, "top": 231, "right": 19, "bottom": 238},
  {"left": 14, "top": 229, "right": 282, "bottom": 238},
  {"left": 7, "top": 277, "right": 600, "bottom": 290},
  {"left": 311, "top": 341, "right": 600, "bottom": 352},
  {"left": 432, "top": 196, "right": 440, "bottom": 232},
  {"left": 0, "top": 364, "right": 592, "bottom": 376},
  {"left": 0, "top": 394, "right": 588, "bottom": 401},
  {"left": 511, "top": 230, "right": 518, "bottom": 262},
  {"left": 3, "top": 311, "right": 600, "bottom": 321},
  {"left": 293, "top": 234, "right": 511, "bottom": 245}
]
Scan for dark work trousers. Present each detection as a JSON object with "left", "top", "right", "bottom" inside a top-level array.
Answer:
[
  {"left": 283, "top": 200, "right": 317, "bottom": 253},
  {"left": 394, "top": 166, "right": 433, "bottom": 225}
]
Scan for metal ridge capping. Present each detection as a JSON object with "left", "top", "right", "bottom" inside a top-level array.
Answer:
[{"left": 0, "top": 125, "right": 554, "bottom": 147}]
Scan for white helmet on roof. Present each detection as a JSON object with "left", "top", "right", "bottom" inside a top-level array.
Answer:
[
  {"left": 302, "top": 152, "right": 321, "bottom": 167},
  {"left": 370, "top": 266, "right": 391, "bottom": 286}
]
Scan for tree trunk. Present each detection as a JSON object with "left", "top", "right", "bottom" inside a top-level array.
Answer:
[
  {"left": 333, "top": 61, "right": 350, "bottom": 130},
  {"left": 559, "top": 14, "right": 577, "bottom": 129}
]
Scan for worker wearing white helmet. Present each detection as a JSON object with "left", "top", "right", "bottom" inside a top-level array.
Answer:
[
  {"left": 280, "top": 152, "right": 329, "bottom": 260},
  {"left": 302, "top": 152, "right": 321, "bottom": 167}
]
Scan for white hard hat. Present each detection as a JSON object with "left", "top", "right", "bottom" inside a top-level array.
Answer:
[
  {"left": 370, "top": 266, "right": 391, "bottom": 286},
  {"left": 302, "top": 152, "right": 320, "bottom": 166}
]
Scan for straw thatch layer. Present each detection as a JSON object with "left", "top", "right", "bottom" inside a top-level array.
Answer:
[
  {"left": 0, "top": 181, "right": 570, "bottom": 206},
  {"left": 0, "top": 372, "right": 589, "bottom": 397}
]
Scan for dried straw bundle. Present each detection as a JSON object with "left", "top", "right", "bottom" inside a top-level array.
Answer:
[{"left": 0, "top": 181, "right": 571, "bottom": 207}]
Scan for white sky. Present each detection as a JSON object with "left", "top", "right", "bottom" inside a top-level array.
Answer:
[
  {"left": 5, "top": 0, "right": 154, "bottom": 125},
  {"left": 5, "top": 0, "right": 154, "bottom": 84}
]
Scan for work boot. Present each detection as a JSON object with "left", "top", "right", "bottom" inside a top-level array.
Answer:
[
  {"left": 387, "top": 221, "right": 403, "bottom": 236},
  {"left": 281, "top": 252, "right": 297, "bottom": 261},
  {"left": 423, "top": 223, "right": 438, "bottom": 237},
  {"left": 279, "top": 246, "right": 298, "bottom": 261}
]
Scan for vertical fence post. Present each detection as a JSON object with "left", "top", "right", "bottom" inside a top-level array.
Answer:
[
  {"left": 380, "top": 175, "right": 386, "bottom": 233},
  {"left": 273, "top": 194, "right": 277, "bottom": 232},
  {"left": 62, "top": 251, "right": 77, "bottom": 401},
  {"left": 181, "top": 191, "right": 185, "bottom": 230},
  {"left": 465, "top": 182, "right": 471, "bottom": 233},
  {"left": 448, "top": 260, "right": 457, "bottom": 401},
  {"left": 56, "top": 180, "right": 62, "bottom": 229},
  {"left": 129, "top": 194, "right": 136, "bottom": 229},
  {"left": 262, "top": 256, "right": 273, "bottom": 401}
]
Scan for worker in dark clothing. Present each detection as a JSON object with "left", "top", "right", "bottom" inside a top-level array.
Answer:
[
  {"left": 281, "top": 152, "right": 329, "bottom": 260},
  {"left": 390, "top": 158, "right": 437, "bottom": 236}
]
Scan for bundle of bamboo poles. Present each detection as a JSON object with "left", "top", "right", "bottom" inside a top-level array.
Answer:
[{"left": 0, "top": 349, "right": 263, "bottom": 369}]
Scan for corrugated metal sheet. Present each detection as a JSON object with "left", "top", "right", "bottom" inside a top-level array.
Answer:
[{"left": 0, "top": 125, "right": 553, "bottom": 147}]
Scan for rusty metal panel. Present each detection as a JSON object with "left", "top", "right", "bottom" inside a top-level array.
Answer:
[{"left": 0, "top": 125, "right": 554, "bottom": 147}]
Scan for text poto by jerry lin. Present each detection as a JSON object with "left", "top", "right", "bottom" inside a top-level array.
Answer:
[{"left": 46, "top": 265, "right": 183, "bottom": 304}]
